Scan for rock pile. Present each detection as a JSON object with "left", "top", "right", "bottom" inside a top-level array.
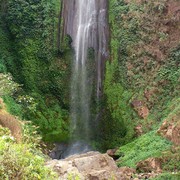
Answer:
[{"left": 46, "top": 151, "right": 121, "bottom": 180}]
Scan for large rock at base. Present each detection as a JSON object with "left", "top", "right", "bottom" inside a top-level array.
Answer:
[
  {"left": 157, "top": 120, "right": 180, "bottom": 146},
  {"left": 46, "top": 152, "right": 121, "bottom": 180},
  {"left": 136, "top": 158, "right": 162, "bottom": 173}
]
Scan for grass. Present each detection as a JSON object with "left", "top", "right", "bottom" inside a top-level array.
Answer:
[
  {"left": 151, "top": 172, "right": 180, "bottom": 180},
  {"left": 116, "top": 131, "right": 172, "bottom": 168}
]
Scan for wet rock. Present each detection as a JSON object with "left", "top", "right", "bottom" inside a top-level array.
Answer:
[
  {"left": 106, "top": 148, "right": 119, "bottom": 160},
  {"left": 46, "top": 151, "right": 121, "bottom": 180},
  {"left": 49, "top": 141, "right": 92, "bottom": 159},
  {"left": 49, "top": 143, "right": 68, "bottom": 159},
  {"left": 136, "top": 158, "right": 162, "bottom": 173}
]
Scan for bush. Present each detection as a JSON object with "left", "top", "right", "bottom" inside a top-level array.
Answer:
[
  {"left": 0, "top": 73, "right": 19, "bottom": 96},
  {"left": 0, "top": 125, "right": 57, "bottom": 180},
  {"left": 3, "top": 95, "right": 22, "bottom": 117}
]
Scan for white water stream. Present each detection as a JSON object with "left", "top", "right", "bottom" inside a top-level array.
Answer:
[
  {"left": 60, "top": 0, "right": 109, "bottom": 157},
  {"left": 70, "top": 0, "right": 97, "bottom": 153}
]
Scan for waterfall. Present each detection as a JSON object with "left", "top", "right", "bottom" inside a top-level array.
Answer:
[
  {"left": 62, "top": 0, "right": 109, "bottom": 157},
  {"left": 70, "top": 0, "right": 96, "bottom": 154}
]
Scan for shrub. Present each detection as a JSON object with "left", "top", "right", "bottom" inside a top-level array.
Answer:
[
  {"left": 0, "top": 125, "right": 57, "bottom": 180},
  {"left": 0, "top": 73, "right": 19, "bottom": 96},
  {"left": 3, "top": 95, "right": 22, "bottom": 117}
]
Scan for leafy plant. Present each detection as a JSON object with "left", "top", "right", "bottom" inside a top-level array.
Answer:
[
  {"left": 0, "top": 73, "right": 19, "bottom": 96},
  {"left": 0, "top": 126, "right": 57, "bottom": 180}
]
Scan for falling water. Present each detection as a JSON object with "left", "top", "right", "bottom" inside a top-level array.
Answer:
[{"left": 61, "top": 0, "right": 109, "bottom": 157}]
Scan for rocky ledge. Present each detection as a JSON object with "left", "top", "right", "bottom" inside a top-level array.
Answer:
[
  {"left": 46, "top": 151, "right": 163, "bottom": 180},
  {"left": 46, "top": 151, "right": 124, "bottom": 180}
]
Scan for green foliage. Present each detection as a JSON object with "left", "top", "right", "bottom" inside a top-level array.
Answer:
[
  {"left": 22, "top": 121, "right": 43, "bottom": 150},
  {"left": 33, "top": 105, "right": 69, "bottom": 143},
  {"left": 161, "top": 98, "right": 180, "bottom": 124},
  {"left": 157, "top": 46, "right": 180, "bottom": 90},
  {"left": 109, "top": 0, "right": 139, "bottom": 88},
  {"left": 162, "top": 151, "right": 180, "bottom": 172},
  {"left": 0, "top": 22, "right": 18, "bottom": 78},
  {"left": 0, "top": 73, "right": 19, "bottom": 96},
  {"left": 100, "top": 60, "right": 135, "bottom": 149},
  {"left": 19, "top": 93, "right": 70, "bottom": 143},
  {"left": 3, "top": 95, "right": 22, "bottom": 117},
  {"left": 67, "top": 173, "right": 80, "bottom": 180},
  {"left": 108, "top": 0, "right": 180, "bottom": 150},
  {"left": 6, "top": 0, "right": 57, "bottom": 89},
  {"left": 0, "top": 126, "right": 57, "bottom": 180},
  {"left": 1, "top": 0, "right": 72, "bottom": 143},
  {"left": 116, "top": 131, "right": 171, "bottom": 168},
  {"left": 17, "top": 95, "right": 37, "bottom": 113},
  {"left": 7, "top": 0, "right": 55, "bottom": 40}
]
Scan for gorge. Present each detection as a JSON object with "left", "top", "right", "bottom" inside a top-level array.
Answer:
[{"left": 0, "top": 0, "right": 179, "bottom": 179}]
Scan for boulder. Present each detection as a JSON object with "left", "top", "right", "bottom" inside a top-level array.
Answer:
[
  {"left": 106, "top": 148, "right": 119, "bottom": 160},
  {"left": 136, "top": 158, "right": 162, "bottom": 173},
  {"left": 46, "top": 151, "right": 121, "bottom": 180},
  {"left": 49, "top": 143, "right": 68, "bottom": 159}
]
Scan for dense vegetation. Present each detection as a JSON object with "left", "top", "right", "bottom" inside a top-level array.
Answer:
[
  {"left": 106, "top": 0, "right": 180, "bottom": 178},
  {"left": 106, "top": 0, "right": 180, "bottom": 144},
  {"left": 0, "top": 0, "right": 179, "bottom": 179},
  {"left": 0, "top": 124, "right": 57, "bottom": 179},
  {"left": 0, "top": 0, "right": 71, "bottom": 143}
]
